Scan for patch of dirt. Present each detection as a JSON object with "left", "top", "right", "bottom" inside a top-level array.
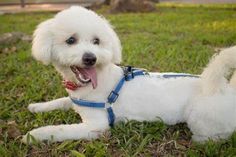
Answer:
[
  {"left": 1, "top": 46, "right": 17, "bottom": 54},
  {"left": 7, "top": 121, "right": 22, "bottom": 139},
  {"left": 0, "top": 32, "right": 32, "bottom": 54},
  {"left": 110, "top": 0, "right": 156, "bottom": 13},
  {"left": 0, "top": 32, "right": 31, "bottom": 45}
]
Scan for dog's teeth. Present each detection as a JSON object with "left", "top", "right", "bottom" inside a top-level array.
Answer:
[{"left": 79, "top": 74, "right": 90, "bottom": 82}]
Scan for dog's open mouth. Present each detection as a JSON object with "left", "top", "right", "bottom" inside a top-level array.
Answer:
[{"left": 70, "top": 66, "right": 97, "bottom": 89}]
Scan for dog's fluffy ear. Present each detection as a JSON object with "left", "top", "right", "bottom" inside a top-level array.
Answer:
[{"left": 32, "top": 19, "right": 54, "bottom": 65}]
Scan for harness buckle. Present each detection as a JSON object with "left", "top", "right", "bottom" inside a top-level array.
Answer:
[
  {"left": 123, "top": 66, "right": 134, "bottom": 81},
  {"left": 107, "top": 91, "right": 119, "bottom": 103}
]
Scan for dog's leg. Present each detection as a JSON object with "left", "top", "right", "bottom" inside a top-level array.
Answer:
[
  {"left": 22, "top": 122, "right": 108, "bottom": 143},
  {"left": 230, "top": 71, "right": 236, "bottom": 89},
  {"left": 28, "top": 97, "right": 72, "bottom": 113}
]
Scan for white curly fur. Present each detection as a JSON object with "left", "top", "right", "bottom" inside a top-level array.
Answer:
[{"left": 23, "top": 6, "right": 236, "bottom": 143}]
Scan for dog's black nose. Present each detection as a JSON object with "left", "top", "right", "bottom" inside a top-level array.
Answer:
[{"left": 82, "top": 52, "right": 97, "bottom": 66}]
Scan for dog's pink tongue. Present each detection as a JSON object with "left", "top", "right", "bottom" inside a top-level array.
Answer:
[{"left": 79, "top": 67, "right": 97, "bottom": 89}]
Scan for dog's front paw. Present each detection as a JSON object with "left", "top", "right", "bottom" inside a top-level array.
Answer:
[
  {"left": 21, "top": 132, "right": 41, "bottom": 144},
  {"left": 28, "top": 103, "right": 45, "bottom": 113},
  {"left": 21, "top": 134, "right": 28, "bottom": 144},
  {"left": 22, "top": 129, "right": 50, "bottom": 144},
  {"left": 22, "top": 133, "right": 32, "bottom": 144}
]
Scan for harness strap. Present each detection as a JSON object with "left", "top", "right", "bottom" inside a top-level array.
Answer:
[
  {"left": 70, "top": 66, "right": 145, "bottom": 127},
  {"left": 70, "top": 98, "right": 105, "bottom": 108},
  {"left": 107, "top": 107, "right": 115, "bottom": 126},
  {"left": 162, "top": 74, "right": 199, "bottom": 78},
  {"left": 107, "top": 69, "right": 145, "bottom": 103}
]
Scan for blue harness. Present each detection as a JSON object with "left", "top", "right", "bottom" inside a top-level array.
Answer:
[
  {"left": 70, "top": 66, "right": 199, "bottom": 127},
  {"left": 70, "top": 66, "right": 145, "bottom": 127}
]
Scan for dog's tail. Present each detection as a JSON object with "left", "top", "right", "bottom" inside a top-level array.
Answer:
[{"left": 201, "top": 46, "right": 236, "bottom": 95}]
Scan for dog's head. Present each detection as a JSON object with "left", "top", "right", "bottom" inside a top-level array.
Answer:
[{"left": 32, "top": 6, "right": 121, "bottom": 89}]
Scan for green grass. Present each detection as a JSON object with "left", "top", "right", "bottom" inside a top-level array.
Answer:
[{"left": 1, "top": 4, "right": 236, "bottom": 156}]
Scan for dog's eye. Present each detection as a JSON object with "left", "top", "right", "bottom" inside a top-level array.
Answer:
[
  {"left": 92, "top": 38, "right": 100, "bottom": 45},
  {"left": 66, "top": 36, "right": 77, "bottom": 45}
]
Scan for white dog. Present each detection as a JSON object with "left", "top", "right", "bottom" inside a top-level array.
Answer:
[{"left": 23, "top": 6, "right": 236, "bottom": 143}]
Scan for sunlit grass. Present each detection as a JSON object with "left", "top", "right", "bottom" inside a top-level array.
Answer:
[{"left": 1, "top": 4, "right": 236, "bottom": 156}]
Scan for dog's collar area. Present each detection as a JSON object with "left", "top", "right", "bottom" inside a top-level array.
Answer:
[
  {"left": 70, "top": 66, "right": 146, "bottom": 127},
  {"left": 62, "top": 80, "right": 81, "bottom": 90}
]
